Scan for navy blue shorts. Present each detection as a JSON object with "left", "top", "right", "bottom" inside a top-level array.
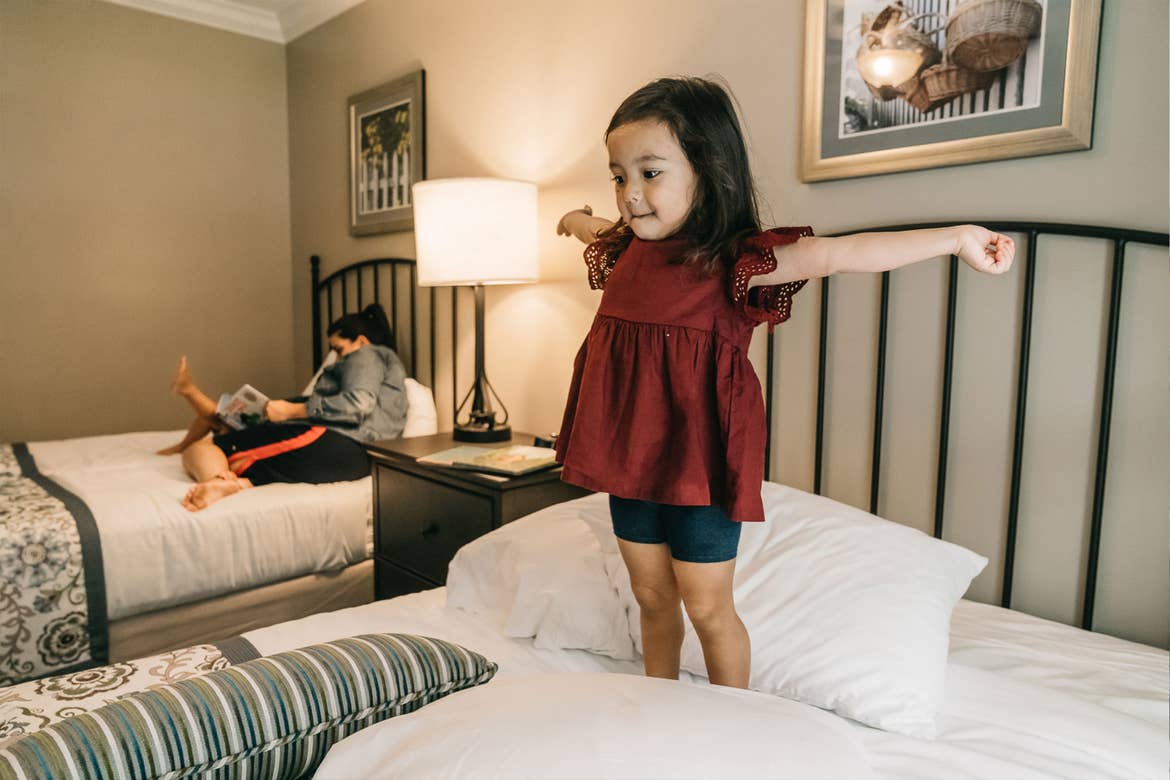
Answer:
[{"left": 608, "top": 495, "right": 742, "bottom": 563}]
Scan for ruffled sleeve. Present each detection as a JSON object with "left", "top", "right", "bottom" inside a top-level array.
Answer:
[
  {"left": 730, "top": 227, "right": 814, "bottom": 329},
  {"left": 582, "top": 226, "right": 634, "bottom": 290},
  {"left": 583, "top": 239, "right": 613, "bottom": 290}
]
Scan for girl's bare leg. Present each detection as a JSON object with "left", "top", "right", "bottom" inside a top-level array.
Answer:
[
  {"left": 179, "top": 439, "right": 252, "bottom": 511},
  {"left": 616, "top": 538, "right": 684, "bottom": 679},
  {"left": 158, "top": 356, "right": 223, "bottom": 455},
  {"left": 672, "top": 557, "right": 750, "bottom": 688},
  {"left": 171, "top": 356, "right": 218, "bottom": 418},
  {"left": 157, "top": 417, "right": 213, "bottom": 455}
]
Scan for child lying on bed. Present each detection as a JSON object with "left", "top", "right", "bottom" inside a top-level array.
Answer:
[{"left": 161, "top": 304, "right": 409, "bottom": 511}]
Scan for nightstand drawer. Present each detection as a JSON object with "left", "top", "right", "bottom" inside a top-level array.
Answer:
[
  {"left": 375, "top": 467, "right": 493, "bottom": 583},
  {"left": 375, "top": 559, "right": 439, "bottom": 599}
]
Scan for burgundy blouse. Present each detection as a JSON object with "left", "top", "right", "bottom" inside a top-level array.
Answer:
[{"left": 554, "top": 227, "right": 813, "bottom": 522}]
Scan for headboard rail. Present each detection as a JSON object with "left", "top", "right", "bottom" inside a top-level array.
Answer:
[
  {"left": 311, "top": 255, "right": 435, "bottom": 390},
  {"left": 764, "top": 221, "right": 1168, "bottom": 637}
]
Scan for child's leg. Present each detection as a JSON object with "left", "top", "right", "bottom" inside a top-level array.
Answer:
[
  {"left": 616, "top": 538, "right": 684, "bottom": 679},
  {"left": 179, "top": 438, "right": 251, "bottom": 511},
  {"left": 157, "top": 416, "right": 214, "bottom": 455},
  {"left": 671, "top": 558, "right": 750, "bottom": 688},
  {"left": 159, "top": 356, "right": 230, "bottom": 455},
  {"left": 664, "top": 504, "right": 749, "bottom": 688},
  {"left": 169, "top": 356, "right": 218, "bottom": 418}
]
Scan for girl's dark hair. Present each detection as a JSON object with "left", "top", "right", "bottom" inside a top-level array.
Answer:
[
  {"left": 327, "top": 303, "right": 395, "bottom": 350},
  {"left": 592, "top": 76, "right": 762, "bottom": 275}
]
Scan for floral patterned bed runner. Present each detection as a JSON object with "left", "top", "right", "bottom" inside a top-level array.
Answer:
[
  {"left": 0, "top": 643, "right": 237, "bottom": 748},
  {"left": 0, "top": 444, "right": 107, "bottom": 687}
]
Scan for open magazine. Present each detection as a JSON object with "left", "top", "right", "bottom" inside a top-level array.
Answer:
[{"left": 215, "top": 384, "right": 270, "bottom": 430}]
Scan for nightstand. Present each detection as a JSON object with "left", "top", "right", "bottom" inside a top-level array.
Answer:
[{"left": 365, "top": 432, "right": 592, "bottom": 599}]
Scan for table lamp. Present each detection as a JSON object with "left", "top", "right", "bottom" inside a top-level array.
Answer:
[{"left": 412, "top": 178, "right": 539, "bottom": 442}]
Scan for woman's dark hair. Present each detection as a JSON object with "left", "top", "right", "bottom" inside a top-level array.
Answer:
[
  {"left": 327, "top": 303, "right": 394, "bottom": 350},
  {"left": 592, "top": 76, "right": 762, "bottom": 275}
]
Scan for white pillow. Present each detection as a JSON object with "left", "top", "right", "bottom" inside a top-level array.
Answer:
[
  {"left": 400, "top": 377, "right": 438, "bottom": 438},
  {"left": 446, "top": 496, "right": 636, "bottom": 660},
  {"left": 315, "top": 673, "right": 875, "bottom": 780},
  {"left": 583, "top": 482, "right": 987, "bottom": 739}
]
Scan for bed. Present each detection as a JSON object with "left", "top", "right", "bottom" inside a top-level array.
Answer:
[
  {"left": 1, "top": 221, "right": 1165, "bottom": 779},
  {"left": 0, "top": 256, "right": 446, "bottom": 686}
]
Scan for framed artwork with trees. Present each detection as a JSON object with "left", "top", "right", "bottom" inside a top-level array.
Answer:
[{"left": 349, "top": 69, "right": 426, "bottom": 235}]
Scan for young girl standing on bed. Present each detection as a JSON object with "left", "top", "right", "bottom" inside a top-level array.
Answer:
[{"left": 554, "top": 76, "right": 1014, "bottom": 689}]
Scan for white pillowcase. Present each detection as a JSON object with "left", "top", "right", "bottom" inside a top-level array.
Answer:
[
  {"left": 583, "top": 482, "right": 987, "bottom": 739},
  {"left": 301, "top": 352, "right": 438, "bottom": 439},
  {"left": 400, "top": 377, "right": 437, "bottom": 438},
  {"left": 315, "top": 673, "right": 875, "bottom": 780},
  {"left": 446, "top": 496, "right": 636, "bottom": 660}
]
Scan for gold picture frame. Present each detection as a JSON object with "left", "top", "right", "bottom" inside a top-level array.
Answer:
[{"left": 800, "top": 0, "right": 1102, "bottom": 182}]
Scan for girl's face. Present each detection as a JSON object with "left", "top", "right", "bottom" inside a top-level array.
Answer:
[
  {"left": 329, "top": 333, "right": 369, "bottom": 357},
  {"left": 607, "top": 119, "right": 697, "bottom": 241}
]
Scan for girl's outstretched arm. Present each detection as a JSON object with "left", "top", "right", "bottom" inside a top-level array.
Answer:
[
  {"left": 752, "top": 225, "right": 1015, "bottom": 288},
  {"left": 557, "top": 205, "right": 615, "bottom": 244}
]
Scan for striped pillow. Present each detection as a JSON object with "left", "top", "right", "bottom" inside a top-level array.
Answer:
[{"left": 0, "top": 633, "right": 497, "bottom": 780}]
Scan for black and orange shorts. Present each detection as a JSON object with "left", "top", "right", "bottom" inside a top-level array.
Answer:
[{"left": 211, "top": 423, "right": 370, "bottom": 485}]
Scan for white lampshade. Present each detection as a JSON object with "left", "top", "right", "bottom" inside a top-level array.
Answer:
[{"left": 412, "top": 178, "right": 539, "bottom": 287}]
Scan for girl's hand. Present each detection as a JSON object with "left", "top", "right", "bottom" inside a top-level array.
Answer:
[
  {"left": 557, "top": 205, "right": 598, "bottom": 243},
  {"left": 954, "top": 225, "right": 1015, "bottom": 274}
]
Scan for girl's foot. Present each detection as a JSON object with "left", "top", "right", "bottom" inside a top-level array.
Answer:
[
  {"left": 181, "top": 474, "right": 251, "bottom": 511},
  {"left": 169, "top": 356, "right": 194, "bottom": 397}
]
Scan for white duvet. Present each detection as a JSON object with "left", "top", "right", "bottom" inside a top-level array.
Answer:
[
  {"left": 28, "top": 430, "right": 371, "bottom": 620},
  {"left": 317, "top": 671, "right": 875, "bottom": 780},
  {"left": 242, "top": 588, "right": 1168, "bottom": 780}
]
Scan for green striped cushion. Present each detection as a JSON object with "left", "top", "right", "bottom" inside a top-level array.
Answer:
[{"left": 0, "top": 633, "right": 496, "bottom": 780}]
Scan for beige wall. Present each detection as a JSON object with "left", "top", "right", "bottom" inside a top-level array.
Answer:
[
  {"left": 2, "top": 0, "right": 1159, "bottom": 645},
  {"left": 286, "top": 1, "right": 1167, "bottom": 646},
  {"left": 0, "top": 0, "right": 294, "bottom": 441}
]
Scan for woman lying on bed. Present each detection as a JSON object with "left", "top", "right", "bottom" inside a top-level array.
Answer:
[{"left": 166, "top": 304, "right": 408, "bottom": 511}]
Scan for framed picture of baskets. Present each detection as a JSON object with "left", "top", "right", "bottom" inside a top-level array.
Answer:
[{"left": 800, "top": 0, "right": 1102, "bottom": 182}]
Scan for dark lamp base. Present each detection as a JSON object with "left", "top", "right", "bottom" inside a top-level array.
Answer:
[{"left": 453, "top": 423, "right": 512, "bottom": 443}]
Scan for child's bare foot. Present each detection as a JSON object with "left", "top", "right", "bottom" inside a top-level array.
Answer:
[
  {"left": 169, "top": 356, "right": 194, "bottom": 397},
  {"left": 181, "top": 475, "right": 251, "bottom": 511}
]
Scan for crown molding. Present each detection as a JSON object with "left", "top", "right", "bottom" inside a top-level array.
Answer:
[
  {"left": 103, "top": 0, "right": 284, "bottom": 42},
  {"left": 279, "top": 0, "right": 366, "bottom": 42},
  {"left": 100, "top": 0, "right": 366, "bottom": 44}
]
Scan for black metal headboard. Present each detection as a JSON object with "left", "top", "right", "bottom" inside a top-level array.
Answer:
[
  {"left": 310, "top": 255, "right": 437, "bottom": 389},
  {"left": 764, "top": 222, "right": 1168, "bottom": 634},
  {"left": 310, "top": 256, "right": 498, "bottom": 428}
]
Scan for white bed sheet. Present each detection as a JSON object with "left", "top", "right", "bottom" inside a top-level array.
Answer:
[
  {"left": 29, "top": 430, "right": 371, "bottom": 620},
  {"left": 242, "top": 588, "right": 1168, "bottom": 780}
]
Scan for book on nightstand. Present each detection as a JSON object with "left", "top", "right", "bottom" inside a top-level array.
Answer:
[{"left": 418, "top": 445, "right": 557, "bottom": 477}]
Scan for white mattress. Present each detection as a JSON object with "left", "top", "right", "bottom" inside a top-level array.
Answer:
[
  {"left": 28, "top": 430, "right": 371, "bottom": 620},
  {"left": 243, "top": 588, "right": 1169, "bottom": 780}
]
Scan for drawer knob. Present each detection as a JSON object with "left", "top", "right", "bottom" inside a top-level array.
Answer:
[{"left": 420, "top": 523, "right": 440, "bottom": 536}]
